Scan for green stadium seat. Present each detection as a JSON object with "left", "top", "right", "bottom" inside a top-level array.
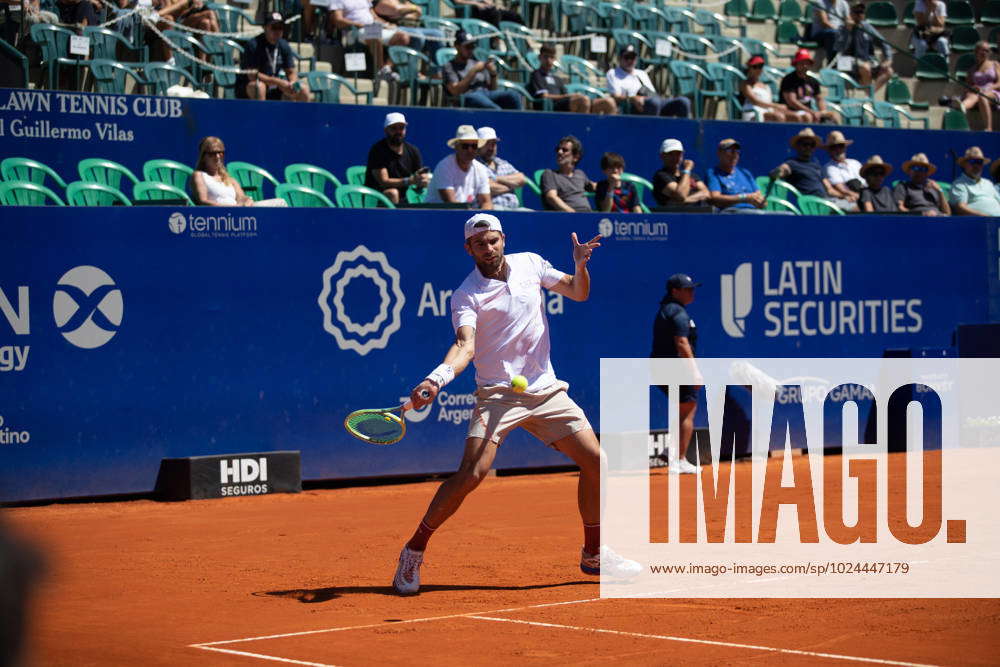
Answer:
[
  {"left": 143, "top": 159, "right": 194, "bottom": 190},
  {"left": 0, "top": 181, "right": 66, "bottom": 206},
  {"left": 334, "top": 184, "right": 396, "bottom": 208},
  {"left": 954, "top": 52, "right": 977, "bottom": 80},
  {"left": 915, "top": 53, "right": 949, "bottom": 79},
  {"left": 284, "top": 164, "right": 343, "bottom": 200},
  {"left": 778, "top": 0, "right": 803, "bottom": 23},
  {"left": 885, "top": 76, "right": 930, "bottom": 110},
  {"left": 276, "top": 183, "right": 335, "bottom": 207},
  {"left": 797, "top": 194, "right": 845, "bottom": 215},
  {"left": 902, "top": 1, "right": 917, "bottom": 26},
  {"left": 133, "top": 181, "right": 194, "bottom": 204},
  {"left": 66, "top": 181, "right": 132, "bottom": 206},
  {"left": 951, "top": 26, "right": 981, "bottom": 52},
  {"left": 865, "top": 1, "right": 899, "bottom": 26},
  {"left": 227, "top": 161, "right": 279, "bottom": 201},
  {"left": 78, "top": 158, "right": 140, "bottom": 191},
  {"left": 346, "top": 165, "right": 367, "bottom": 187},
  {"left": 305, "top": 72, "right": 372, "bottom": 105},
  {"left": 982, "top": 0, "right": 1000, "bottom": 25},
  {"left": 749, "top": 0, "right": 778, "bottom": 21},
  {"left": 620, "top": 172, "right": 654, "bottom": 212},
  {"left": 766, "top": 196, "right": 800, "bottom": 214},
  {"left": 945, "top": 0, "right": 975, "bottom": 25},
  {"left": 1, "top": 157, "right": 68, "bottom": 193},
  {"left": 942, "top": 108, "right": 970, "bottom": 129}
]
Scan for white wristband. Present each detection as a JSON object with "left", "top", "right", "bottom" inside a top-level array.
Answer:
[{"left": 426, "top": 363, "right": 455, "bottom": 388}]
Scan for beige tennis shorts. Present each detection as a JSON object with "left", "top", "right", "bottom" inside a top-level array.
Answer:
[{"left": 466, "top": 380, "right": 592, "bottom": 447}]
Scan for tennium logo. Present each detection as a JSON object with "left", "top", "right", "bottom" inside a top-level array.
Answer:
[
  {"left": 318, "top": 246, "right": 405, "bottom": 356},
  {"left": 52, "top": 266, "right": 123, "bottom": 349},
  {"left": 597, "top": 217, "right": 668, "bottom": 241},
  {"left": 168, "top": 212, "right": 186, "bottom": 234}
]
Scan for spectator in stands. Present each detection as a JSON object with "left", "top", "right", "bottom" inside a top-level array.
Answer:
[
  {"left": 191, "top": 136, "right": 254, "bottom": 206},
  {"left": 809, "top": 0, "right": 850, "bottom": 62},
  {"left": 780, "top": 49, "right": 840, "bottom": 124},
  {"left": 329, "top": 0, "right": 442, "bottom": 93},
  {"left": 452, "top": 0, "right": 525, "bottom": 27},
  {"left": 652, "top": 138, "right": 710, "bottom": 207},
  {"left": 146, "top": 0, "right": 219, "bottom": 63},
  {"left": 820, "top": 130, "right": 862, "bottom": 211},
  {"left": 595, "top": 152, "right": 640, "bottom": 213},
  {"left": 239, "top": 13, "right": 312, "bottom": 102},
  {"left": 993, "top": 161, "right": 1000, "bottom": 199},
  {"left": 950, "top": 147, "right": 1000, "bottom": 217},
  {"left": 171, "top": 0, "right": 219, "bottom": 34},
  {"left": 911, "top": 0, "right": 949, "bottom": 58},
  {"left": 706, "top": 138, "right": 766, "bottom": 211},
  {"left": 426, "top": 125, "right": 493, "bottom": 209},
  {"left": 859, "top": 155, "right": 898, "bottom": 213},
  {"left": 529, "top": 43, "right": 617, "bottom": 114},
  {"left": 2, "top": 0, "right": 57, "bottom": 44},
  {"left": 444, "top": 30, "right": 522, "bottom": 110},
  {"left": 541, "top": 135, "right": 595, "bottom": 212},
  {"left": 834, "top": 2, "right": 894, "bottom": 92},
  {"left": 606, "top": 44, "right": 690, "bottom": 118},
  {"left": 740, "top": 55, "right": 803, "bottom": 122},
  {"left": 475, "top": 127, "right": 527, "bottom": 211},
  {"left": 770, "top": 127, "right": 853, "bottom": 211},
  {"left": 950, "top": 42, "right": 1000, "bottom": 132},
  {"left": 365, "top": 112, "right": 431, "bottom": 205},
  {"left": 374, "top": 0, "right": 424, "bottom": 22},
  {"left": 56, "top": 0, "right": 98, "bottom": 27},
  {"left": 894, "top": 153, "right": 950, "bottom": 216}
]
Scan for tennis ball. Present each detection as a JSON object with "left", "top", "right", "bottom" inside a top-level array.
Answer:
[{"left": 511, "top": 375, "right": 528, "bottom": 393}]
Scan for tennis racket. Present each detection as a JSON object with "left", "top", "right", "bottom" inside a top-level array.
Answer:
[{"left": 344, "top": 389, "right": 431, "bottom": 445}]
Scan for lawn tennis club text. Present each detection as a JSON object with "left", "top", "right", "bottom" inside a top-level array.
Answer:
[
  {"left": 416, "top": 283, "right": 564, "bottom": 317},
  {"left": 653, "top": 383, "right": 965, "bottom": 545},
  {"left": 219, "top": 458, "right": 270, "bottom": 496},
  {"left": 0, "top": 91, "right": 184, "bottom": 143}
]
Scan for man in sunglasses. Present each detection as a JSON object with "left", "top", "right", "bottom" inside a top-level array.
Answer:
[
  {"left": 833, "top": 2, "right": 894, "bottom": 92},
  {"left": 950, "top": 146, "right": 1000, "bottom": 217},
  {"left": 894, "top": 153, "right": 950, "bottom": 216},
  {"left": 425, "top": 124, "right": 494, "bottom": 209},
  {"left": 606, "top": 44, "right": 691, "bottom": 118}
]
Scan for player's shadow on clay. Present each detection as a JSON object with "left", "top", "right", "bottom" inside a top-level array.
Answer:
[{"left": 255, "top": 581, "right": 597, "bottom": 603}]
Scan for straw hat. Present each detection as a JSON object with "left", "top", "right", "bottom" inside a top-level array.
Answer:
[
  {"left": 447, "top": 124, "right": 485, "bottom": 148},
  {"left": 859, "top": 155, "right": 893, "bottom": 178},
  {"left": 956, "top": 146, "right": 992, "bottom": 169},
  {"left": 902, "top": 153, "right": 937, "bottom": 176},
  {"left": 822, "top": 130, "right": 854, "bottom": 149},
  {"left": 789, "top": 127, "right": 820, "bottom": 148}
]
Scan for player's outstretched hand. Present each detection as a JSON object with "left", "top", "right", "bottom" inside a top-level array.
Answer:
[{"left": 572, "top": 232, "right": 601, "bottom": 266}]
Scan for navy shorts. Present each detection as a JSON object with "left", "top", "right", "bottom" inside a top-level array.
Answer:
[{"left": 656, "top": 384, "right": 699, "bottom": 404}]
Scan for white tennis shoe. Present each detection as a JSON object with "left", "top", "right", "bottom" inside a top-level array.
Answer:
[
  {"left": 668, "top": 459, "right": 701, "bottom": 474},
  {"left": 392, "top": 546, "right": 424, "bottom": 595},
  {"left": 580, "top": 545, "right": 642, "bottom": 578}
]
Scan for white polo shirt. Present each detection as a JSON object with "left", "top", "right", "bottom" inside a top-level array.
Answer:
[
  {"left": 426, "top": 154, "right": 492, "bottom": 204},
  {"left": 451, "top": 252, "right": 564, "bottom": 391},
  {"left": 823, "top": 158, "right": 862, "bottom": 186}
]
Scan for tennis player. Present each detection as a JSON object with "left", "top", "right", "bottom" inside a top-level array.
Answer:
[{"left": 392, "top": 213, "right": 641, "bottom": 594}]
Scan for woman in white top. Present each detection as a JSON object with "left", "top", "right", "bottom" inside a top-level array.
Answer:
[
  {"left": 739, "top": 56, "right": 803, "bottom": 122},
  {"left": 191, "top": 136, "right": 253, "bottom": 207}
]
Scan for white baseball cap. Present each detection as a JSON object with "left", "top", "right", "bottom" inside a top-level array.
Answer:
[
  {"left": 660, "top": 138, "right": 683, "bottom": 154},
  {"left": 384, "top": 112, "right": 407, "bottom": 127},
  {"left": 464, "top": 213, "right": 503, "bottom": 240},
  {"left": 477, "top": 126, "right": 498, "bottom": 141}
]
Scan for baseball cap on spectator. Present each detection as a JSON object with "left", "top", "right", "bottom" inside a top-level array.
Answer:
[
  {"left": 667, "top": 273, "right": 701, "bottom": 290},
  {"left": 384, "top": 112, "right": 407, "bottom": 127},
  {"left": 464, "top": 213, "right": 503, "bottom": 240},
  {"left": 792, "top": 48, "right": 813, "bottom": 65},
  {"left": 747, "top": 55, "right": 765, "bottom": 67},
  {"left": 620, "top": 44, "right": 638, "bottom": 57},
  {"left": 717, "top": 138, "right": 741, "bottom": 150},
  {"left": 455, "top": 30, "right": 475, "bottom": 47},
  {"left": 660, "top": 138, "right": 683, "bottom": 154},
  {"left": 265, "top": 12, "right": 285, "bottom": 26},
  {"left": 477, "top": 127, "right": 498, "bottom": 141}
]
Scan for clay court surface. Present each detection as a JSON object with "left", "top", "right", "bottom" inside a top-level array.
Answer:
[{"left": 6, "top": 458, "right": 1000, "bottom": 666}]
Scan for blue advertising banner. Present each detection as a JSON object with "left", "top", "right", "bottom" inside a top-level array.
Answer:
[{"left": 0, "top": 207, "right": 996, "bottom": 502}]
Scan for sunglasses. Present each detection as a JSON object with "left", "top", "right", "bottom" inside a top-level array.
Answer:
[
  {"left": 206, "top": 150, "right": 224, "bottom": 155},
  {"left": 748, "top": 64, "right": 763, "bottom": 69},
  {"left": 799, "top": 142, "right": 817, "bottom": 149},
  {"left": 556, "top": 146, "right": 573, "bottom": 153},
  {"left": 458, "top": 143, "right": 479, "bottom": 150},
  {"left": 622, "top": 53, "right": 637, "bottom": 59},
  {"left": 722, "top": 146, "right": 741, "bottom": 152},
  {"left": 967, "top": 159, "right": 984, "bottom": 165},
  {"left": 910, "top": 165, "right": 928, "bottom": 172}
]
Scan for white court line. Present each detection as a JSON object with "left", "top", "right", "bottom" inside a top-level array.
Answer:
[
  {"left": 467, "top": 616, "right": 939, "bottom": 667},
  {"left": 190, "top": 597, "right": 602, "bottom": 647},
  {"left": 195, "top": 645, "right": 339, "bottom": 667}
]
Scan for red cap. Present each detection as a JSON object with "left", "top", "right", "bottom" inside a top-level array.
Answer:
[
  {"left": 792, "top": 48, "right": 814, "bottom": 64},
  {"left": 747, "top": 55, "right": 766, "bottom": 67}
]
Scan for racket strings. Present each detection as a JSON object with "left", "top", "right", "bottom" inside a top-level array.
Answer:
[{"left": 346, "top": 410, "right": 405, "bottom": 444}]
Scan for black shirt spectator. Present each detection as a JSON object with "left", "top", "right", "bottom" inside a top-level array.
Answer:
[
  {"left": 779, "top": 70, "right": 821, "bottom": 109},
  {"left": 365, "top": 139, "right": 423, "bottom": 202},
  {"left": 651, "top": 297, "right": 697, "bottom": 358},
  {"left": 860, "top": 185, "right": 898, "bottom": 212},
  {"left": 785, "top": 155, "right": 826, "bottom": 197},
  {"left": 57, "top": 0, "right": 99, "bottom": 25},
  {"left": 529, "top": 67, "right": 570, "bottom": 110},
  {"left": 237, "top": 32, "right": 296, "bottom": 100},
  {"left": 652, "top": 169, "right": 705, "bottom": 206}
]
